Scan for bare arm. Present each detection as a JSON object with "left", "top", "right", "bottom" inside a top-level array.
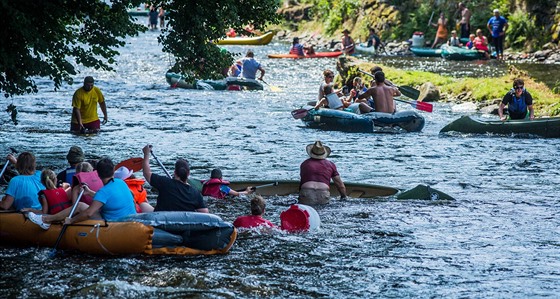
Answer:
[
  {"left": 65, "top": 200, "right": 103, "bottom": 224},
  {"left": 258, "top": 67, "right": 265, "bottom": 80},
  {"left": 0, "top": 195, "right": 14, "bottom": 210},
  {"left": 357, "top": 87, "right": 376, "bottom": 100},
  {"left": 196, "top": 207, "right": 209, "bottom": 213},
  {"left": 142, "top": 145, "right": 152, "bottom": 184},
  {"left": 332, "top": 176, "right": 347, "bottom": 199},
  {"left": 99, "top": 101, "right": 108, "bottom": 124},
  {"left": 498, "top": 102, "right": 507, "bottom": 120},
  {"left": 73, "top": 107, "right": 83, "bottom": 129},
  {"left": 528, "top": 104, "right": 534, "bottom": 120}
]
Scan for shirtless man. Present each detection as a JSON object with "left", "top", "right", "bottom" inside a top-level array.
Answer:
[
  {"left": 357, "top": 71, "right": 400, "bottom": 113},
  {"left": 458, "top": 2, "right": 471, "bottom": 39}
]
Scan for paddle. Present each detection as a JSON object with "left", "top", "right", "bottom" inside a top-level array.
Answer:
[
  {"left": 357, "top": 69, "right": 421, "bottom": 100},
  {"left": 50, "top": 185, "right": 85, "bottom": 257},
  {"left": 394, "top": 98, "right": 433, "bottom": 112},
  {"left": 171, "top": 74, "right": 182, "bottom": 88},
  {"left": 291, "top": 108, "right": 313, "bottom": 119},
  {"left": 235, "top": 182, "right": 279, "bottom": 192},
  {"left": 0, "top": 148, "right": 17, "bottom": 181},
  {"left": 115, "top": 157, "right": 143, "bottom": 172},
  {"left": 259, "top": 79, "right": 282, "bottom": 92},
  {"left": 150, "top": 147, "right": 172, "bottom": 179}
]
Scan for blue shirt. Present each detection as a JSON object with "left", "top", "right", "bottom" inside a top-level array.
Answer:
[
  {"left": 488, "top": 16, "right": 508, "bottom": 37},
  {"left": 5, "top": 171, "right": 44, "bottom": 211},
  {"left": 241, "top": 57, "right": 261, "bottom": 79},
  {"left": 93, "top": 178, "right": 136, "bottom": 221}
]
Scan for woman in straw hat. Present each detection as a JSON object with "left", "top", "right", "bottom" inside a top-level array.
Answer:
[{"left": 299, "top": 141, "right": 347, "bottom": 205}]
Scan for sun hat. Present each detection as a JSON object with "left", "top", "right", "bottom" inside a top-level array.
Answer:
[
  {"left": 493, "top": 9, "right": 500, "bottom": 13},
  {"left": 342, "top": 29, "right": 350, "bottom": 34},
  {"left": 306, "top": 141, "right": 331, "bottom": 159},
  {"left": 114, "top": 166, "right": 133, "bottom": 180},
  {"left": 66, "top": 146, "right": 85, "bottom": 164}
]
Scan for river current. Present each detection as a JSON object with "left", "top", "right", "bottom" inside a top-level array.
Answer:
[{"left": 1, "top": 21, "right": 559, "bottom": 298}]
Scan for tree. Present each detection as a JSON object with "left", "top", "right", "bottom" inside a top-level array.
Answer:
[{"left": 0, "top": 0, "right": 280, "bottom": 123}]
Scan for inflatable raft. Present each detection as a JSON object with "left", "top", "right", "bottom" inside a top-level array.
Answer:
[
  {"left": 216, "top": 31, "right": 275, "bottom": 45},
  {"left": 165, "top": 72, "right": 263, "bottom": 91},
  {"left": 0, "top": 211, "right": 236, "bottom": 255},
  {"left": 440, "top": 45, "right": 486, "bottom": 61},
  {"left": 440, "top": 115, "right": 560, "bottom": 138},
  {"left": 267, "top": 51, "right": 343, "bottom": 59},
  {"left": 410, "top": 47, "right": 442, "bottom": 57},
  {"left": 300, "top": 108, "right": 425, "bottom": 133},
  {"left": 355, "top": 43, "right": 377, "bottom": 55}
]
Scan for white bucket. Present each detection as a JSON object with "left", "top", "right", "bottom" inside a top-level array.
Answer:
[
  {"left": 280, "top": 204, "right": 321, "bottom": 232},
  {"left": 412, "top": 32, "right": 425, "bottom": 47}
]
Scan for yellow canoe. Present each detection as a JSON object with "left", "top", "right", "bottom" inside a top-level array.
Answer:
[{"left": 216, "top": 31, "right": 275, "bottom": 45}]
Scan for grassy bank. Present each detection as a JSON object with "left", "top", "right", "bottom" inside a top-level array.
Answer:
[{"left": 342, "top": 60, "right": 560, "bottom": 117}]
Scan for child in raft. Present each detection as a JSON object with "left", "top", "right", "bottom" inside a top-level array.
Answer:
[
  {"left": 114, "top": 166, "right": 154, "bottom": 213},
  {"left": 22, "top": 169, "right": 72, "bottom": 215},
  {"left": 233, "top": 195, "right": 277, "bottom": 229},
  {"left": 201, "top": 168, "right": 254, "bottom": 199}
]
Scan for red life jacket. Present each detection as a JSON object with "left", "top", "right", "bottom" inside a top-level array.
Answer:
[
  {"left": 40, "top": 188, "right": 72, "bottom": 214},
  {"left": 124, "top": 178, "right": 147, "bottom": 213},
  {"left": 201, "top": 178, "right": 229, "bottom": 199},
  {"left": 73, "top": 171, "right": 103, "bottom": 205}
]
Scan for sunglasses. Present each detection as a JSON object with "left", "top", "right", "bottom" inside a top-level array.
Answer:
[
  {"left": 326, "top": 75, "right": 334, "bottom": 78},
  {"left": 514, "top": 86, "right": 524, "bottom": 90}
]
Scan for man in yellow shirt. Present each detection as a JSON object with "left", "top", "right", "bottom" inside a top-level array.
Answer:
[{"left": 70, "top": 76, "right": 108, "bottom": 133}]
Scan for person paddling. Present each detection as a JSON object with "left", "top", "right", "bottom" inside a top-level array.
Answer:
[{"left": 201, "top": 168, "right": 253, "bottom": 199}]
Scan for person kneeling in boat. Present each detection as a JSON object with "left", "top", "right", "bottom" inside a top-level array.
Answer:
[
  {"left": 299, "top": 141, "right": 347, "bottom": 205},
  {"left": 202, "top": 168, "right": 254, "bottom": 199},
  {"left": 357, "top": 71, "right": 400, "bottom": 114},
  {"left": 28, "top": 158, "right": 137, "bottom": 229},
  {"left": 21, "top": 169, "right": 72, "bottom": 215},
  {"left": 344, "top": 77, "right": 375, "bottom": 114},
  {"left": 289, "top": 37, "right": 315, "bottom": 56},
  {"left": 0, "top": 152, "right": 45, "bottom": 211},
  {"left": 498, "top": 78, "right": 534, "bottom": 121},
  {"left": 114, "top": 166, "right": 154, "bottom": 213},
  {"left": 236, "top": 49, "right": 265, "bottom": 81},
  {"left": 233, "top": 195, "right": 277, "bottom": 229},
  {"left": 142, "top": 145, "right": 208, "bottom": 213}
]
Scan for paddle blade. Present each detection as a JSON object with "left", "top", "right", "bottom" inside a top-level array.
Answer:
[
  {"left": 115, "top": 157, "right": 143, "bottom": 172},
  {"left": 414, "top": 101, "right": 433, "bottom": 112},
  {"left": 291, "top": 108, "right": 310, "bottom": 119},
  {"left": 269, "top": 85, "right": 282, "bottom": 92},
  {"left": 398, "top": 85, "right": 420, "bottom": 100}
]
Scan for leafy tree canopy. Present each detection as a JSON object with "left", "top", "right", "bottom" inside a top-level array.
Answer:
[{"left": 0, "top": 0, "right": 280, "bottom": 100}]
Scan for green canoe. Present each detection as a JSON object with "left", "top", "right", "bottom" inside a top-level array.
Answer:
[
  {"left": 410, "top": 47, "right": 442, "bottom": 57},
  {"left": 165, "top": 72, "right": 264, "bottom": 90},
  {"left": 440, "top": 45, "right": 486, "bottom": 61},
  {"left": 440, "top": 115, "right": 560, "bottom": 138},
  {"left": 227, "top": 180, "right": 399, "bottom": 198}
]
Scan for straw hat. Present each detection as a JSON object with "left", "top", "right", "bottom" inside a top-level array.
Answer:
[
  {"left": 114, "top": 166, "right": 133, "bottom": 180},
  {"left": 306, "top": 141, "right": 331, "bottom": 159}
]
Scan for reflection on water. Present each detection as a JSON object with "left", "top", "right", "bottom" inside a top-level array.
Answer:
[{"left": 1, "top": 19, "right": 559, "bottom": 298}]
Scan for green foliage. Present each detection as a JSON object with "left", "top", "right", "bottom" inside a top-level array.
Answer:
[
  {"left": 0, "top": 0, "right": 146, "bottom": 98},
  {"left": 309, "top": 0, "right": 360, "bottom": 35},
  {"left": 506, "top": 10, "right": 544, "bottom": 50},
  {"left": 162, "top": 0, "right": 280, "bottom": 81}
]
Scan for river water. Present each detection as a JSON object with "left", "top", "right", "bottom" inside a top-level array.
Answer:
[{"left": 1, "top": 21, "right": 559, "bottom": 298}]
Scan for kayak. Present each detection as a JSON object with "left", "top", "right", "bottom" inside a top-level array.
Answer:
[
  {"left": 300, "top": 108, "right": 425, "bottom": 133},
  {"left": 267, "top": 51, "right": 343, "bottom": 59},
  {"left": 440, "top": 115, "right": 560, "bottom": 138},
  {"left": 165, "top": 72, "right": 264, "bottom": 91},
  {"left": 0, "top": 211, "right": 236, "bottom": 255},
  {"left": 216, "top": 31, "right": 275, "bottom": 46},
  {"left": 228, "top": 180, "right": 399, "bottom": 198},
  {"left": 440, "top": 45, "right": 486, "bottom": 61},
  {"left": 355, "top": 43, "right": 377, "bottom": 55},
  {"left": 410, "top": 47, "right": 442, "bottom": 57}
]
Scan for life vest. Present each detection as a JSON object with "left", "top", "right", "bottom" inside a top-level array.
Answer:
[
  {"left": 201, "top": 178, "right": 230, "bottom": 199},
  {"left": 40, "top": 188, "right": 72, "bottom": 214},
  {"left": 289, "top": 44, "right": 304, "bottom": 56},
  {"left": 124, "top": 178, "right": 147, "bottom": 213},
  {"left": 73, "top": 171, "right": 103, "bottom": 205},
  {"left": 508, "top": 89, "right": 528, "bottom": 114}
]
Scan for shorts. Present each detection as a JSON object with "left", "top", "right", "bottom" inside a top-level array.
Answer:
[
  {"left": 299, "top": 188, "right": 330, "bottom": 205},
  {"left": 71, "top": 119, "right": 100, "bottom": 133}
]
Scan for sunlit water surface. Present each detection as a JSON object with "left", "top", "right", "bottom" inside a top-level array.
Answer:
[{"left": 1, "top": 20, "right": 559, "bottom": 298}]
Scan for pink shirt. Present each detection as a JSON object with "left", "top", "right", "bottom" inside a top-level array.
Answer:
[
  {"left": 233, "top": 215, "right": 276, "bottom": 229},
  {"left": 300, "top": 158, "right": 339, "bottom": 186}
]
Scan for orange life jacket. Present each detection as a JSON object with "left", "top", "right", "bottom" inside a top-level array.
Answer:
[{"left": 124, "top": 178, "right": 148, "bottom": 213}]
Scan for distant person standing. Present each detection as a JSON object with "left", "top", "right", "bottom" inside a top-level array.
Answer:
[
  {"left": 158, "top": 7, "right": 165, "bottom": 28},
  {"left": 487, "top": 9, "right": 508, "bottom": 60},
  {"left": 299, "top": 141, "right": 347, "bottom": 205},
  {"left": 431, "top": 12, "right": 448, "bottom": 48},
  {"left": 341, "top": 29, "right": 355, "bottom": 55},
  {"left": 498, "top": 78, "right": 534, "bottom": 121},
  {"left": 71, "top": 76, "right": 107, "bottom": 133},
  {"left": 148, "top": 6, "right": 158, "bottom": 29},
  {"left": 237, "top": 49, "right": 265, "bottom": 81},
  {"left": 458, "top": 2, "right": 471, "bottom": 39}
]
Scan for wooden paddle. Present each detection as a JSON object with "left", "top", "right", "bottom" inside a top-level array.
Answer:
[
  {"left": 50, "top": 185, "right": 85, "bottom": 257},
  {"left": 115, "top": 157, "right": 143, "bottom": 172},
  {"left": 235, "top": 182, "right": 279, "bottom": 192},
  {"left": 259, "top": 79, "right": 282, "bottom": 92},
  {"left": 171, "top": 74, "right": 182, "bottom": 88}
]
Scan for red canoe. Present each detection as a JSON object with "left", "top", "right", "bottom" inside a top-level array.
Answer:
[{"left": 267, "top": 51, "right": 343, "bottom": 59}]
